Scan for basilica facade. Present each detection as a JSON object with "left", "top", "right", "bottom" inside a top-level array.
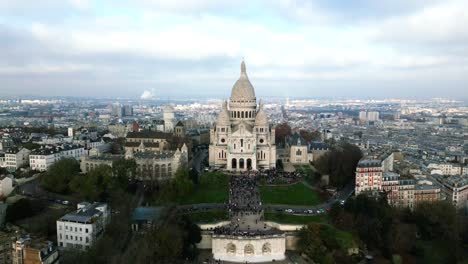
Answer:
[{"left": 209, "top": 61, "right": 276, "bottom": 171}]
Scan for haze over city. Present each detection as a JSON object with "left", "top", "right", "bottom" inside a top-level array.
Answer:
[
  {"left": 1, "top": 0, "right": 467, "bottom": 99},
  {"left": 0, "top": 1, "right": 467, "bottom": 264}
]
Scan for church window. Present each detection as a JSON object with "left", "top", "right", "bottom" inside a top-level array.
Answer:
[
  {"left": 241, "top": 139, "right": 244, "bottom": 147},
  {"left": 221, "top": 128, "right": 225, "bottom": 132},
  {"left": 259, "top": 139, "right": 264, "bottom": 144},
  {"left": 234, "top": 144, "right": 236, "bottom": 149},
  {"left": 241, "top": 112, "right": 244, "bottom": 118},
  {"left": 248, "top": 144, "right": 250, "bottom": 149},
  {"left": 221, "top": 138, "right": 225, "bottom": 143},
  {"left": 249, "top": 111, "right": 252, "bottom": 118},
  {"left": 296, "top": 149, "right": 302, "bottom": 156}
]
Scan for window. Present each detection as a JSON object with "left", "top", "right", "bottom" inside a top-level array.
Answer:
[
  {"left": 86, "top": 237, "right": 89, "bottom": 243},
  {"left": 85, "top": 229, "right": 89, "bottom": 233}
]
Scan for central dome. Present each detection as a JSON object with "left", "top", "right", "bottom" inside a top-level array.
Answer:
[{"left": 230, "top": 61, "right": 256, "bottom": 101}]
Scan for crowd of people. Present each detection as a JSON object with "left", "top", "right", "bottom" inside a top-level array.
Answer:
[
  {"left": 227, "top": 172, "right": 262, "bottom": 217},
  {"left": 257, "top": 168, "right": 302, "bottom": 185},
  {"left": 212, "top": 223, "right": 282, "bottom": 237}
]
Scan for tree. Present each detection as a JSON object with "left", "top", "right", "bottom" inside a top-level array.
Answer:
[
  {"left": 41, "top": 158, "right": 80, "bottom": 193},
  {"left": 300, "top": 129, "right": 321, "bottom": 142},
  {"left": 118, "top": 211, "right": 201, "bottom": 264},
  {"left": 315, "top": 142, "right": 362, "bottom": 188},
  {"left": 70, "top": 164, "right": 113, "bottom": 201},
  {"left": 112, "top": 158, "right": 137, "bottom": 187},
  {"left": 275, "top": 122, "right": 292, "bottom": 144},
  {"left": 5, "top": 198, "right": 46, "bottom": 222}
]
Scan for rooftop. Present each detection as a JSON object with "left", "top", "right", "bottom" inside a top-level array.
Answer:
[
  {"left": 126, "top": 131, "right": 172, "bottom": 139},
  {"left": 59, "top": 202, "right": 107, "bottom": 224},
  {"left": 357, "top": 159, "right": 382, "bottom": 168}
]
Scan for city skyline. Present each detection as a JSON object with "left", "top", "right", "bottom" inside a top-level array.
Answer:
[{"left": 1, "top": 0, "right": 467, "bottom": 99}]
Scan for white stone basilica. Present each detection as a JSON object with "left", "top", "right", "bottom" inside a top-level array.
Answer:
[{"left": 209, "top": 61, "right": 276, "bottom": 171}]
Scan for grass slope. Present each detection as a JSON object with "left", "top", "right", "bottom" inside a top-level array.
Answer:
[{"left": 260, "top": 182, "right": 322, "bottom": 206}]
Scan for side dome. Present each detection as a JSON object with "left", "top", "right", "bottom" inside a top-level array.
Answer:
[
  {"left": 216, "top": 101, "right": 230, "bottom": 126},
  {"left": 230, "top": 61, "right": 256, "bottom": 101},
  {"left": 255, "top": 103, "right": 268, "bottom": 126}
]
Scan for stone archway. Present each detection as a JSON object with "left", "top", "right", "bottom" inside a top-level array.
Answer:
[
  {"left": 227, "top": 243, "right": 236, "bottom": 255},
  {"left": 262, "top": 243, "right": 272, "bottom": 254},
  {"left": 244, "top": 244, "right": 254, "bottom": 256},
  {"left": 232, "top": 158, "right": 237, "bottom": 169},
  {"left": 239, "top": 158, "right": 245, "bottom": 169},
  {"left": 247, "top": 158, "right": 252, "bottom": 170}
]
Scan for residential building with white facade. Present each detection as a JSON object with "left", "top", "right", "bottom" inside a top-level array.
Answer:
[
  {"left": 428, "top": 163, "right": 467, "bottom": 176},
  {"left": 29, "top": 144, "right": 85, "bottom": 171},
  {"left": 56, "top": 202, "right": 110, "bottom": 250},
  {"left": 4, "top": 148, "right": 31, "bottom": 171},
  {"left": 432, "top": 174, "right": 468, "bottom": 209},
  {"left": 0, "top": 176, "right": 13, "bottom": 197},
  {"left": 355, "top": 159, "right": 383, "bottom": 195}
]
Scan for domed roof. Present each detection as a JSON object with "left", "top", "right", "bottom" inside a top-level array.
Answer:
[
  {"left": 230, "top": 61, "right": 256, "bottom": 101},
  {"left": 255, "top": 103, "right": 268, "bottom": 126},
  {"left": 216, "top": 101, "right": 230, "bottom": 126}
]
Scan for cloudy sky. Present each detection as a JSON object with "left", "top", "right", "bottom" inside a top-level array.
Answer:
[{"left": 1, "top": 0, "right": 467, "bottom": 99}]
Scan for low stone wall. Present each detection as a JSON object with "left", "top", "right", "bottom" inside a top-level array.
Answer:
[
  {"left": 264, "top": 221, "right": 305, "bottom": 231},
  {"left": 212, "top": 236, "right": 286, "bottom": 263},
  {"left": 198, "top": 221, "right": 231, "bottom": 230},
  {"left": 197, "top": 221, "right": 303, "bottom": 253},
  {"left": 198, "top": 232, "right": 213, "bottom": 249}
]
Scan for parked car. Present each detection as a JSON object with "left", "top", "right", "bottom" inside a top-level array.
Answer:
[{"left": 285, "top": 209, "right": 293, "bottom": 213}]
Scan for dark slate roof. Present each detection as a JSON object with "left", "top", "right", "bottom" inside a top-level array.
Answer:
[
  {"left": 288, "top": 133, "right": 307, "bottom": 146},
  {"left": 126, "top": 131, "right": 172, "bottom": 139},
  {"left": 309, "top": 141, "right": 329, "bottom": 150},
  {"left": 357, "top": 159, "right": 382, "bottom": 168},
  {"left": 124, "top": 142, "right": 160, "bottom": 148},
  {"left": 175, "top": 121, "right": 184, "bottom": 127},
  {"left": 59, "top": 203, "right": 106, "bottom": 224}
]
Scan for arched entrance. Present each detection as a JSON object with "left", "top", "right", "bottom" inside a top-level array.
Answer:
[
  {"left": 262, "top": 243, "right": 271, "bottom": 254},
  {"left": 244, "top": 244, "right": 254, "bottom": 256},
  {"left": 247, "top": 158, "right": 252, "bottom": 170},
  {"left": 227, "top": 243, "right": 236, "bottom": 255},
  {"left": 231, "top": 158, "right": 237, "bottom": 169},
  {"left": 239, "top": 158, "right": 245, "bottom": 169}
]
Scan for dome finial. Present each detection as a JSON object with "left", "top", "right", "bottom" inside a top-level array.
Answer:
[{"left": 241, "top": 59, "right": 246, "bottom": 74}]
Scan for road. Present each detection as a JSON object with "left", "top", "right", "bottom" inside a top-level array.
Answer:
[
  {"left": 192, "top": 147, "right": 208, "bottom": 174},
  {"left": 177, "top": 180, "right": 356, "bottom": 217}
]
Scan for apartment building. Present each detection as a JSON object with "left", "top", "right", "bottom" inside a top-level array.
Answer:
[{"left": 57, "top": 202, "right": 110, "bottom": 250}]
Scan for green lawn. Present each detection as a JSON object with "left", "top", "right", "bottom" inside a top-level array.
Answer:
[
  {"left": 178, "top": 172, "right": 229, "bottom": 204},
  {"left": 321, "top": 224, "right": 357, "bottom": 250},
  {"left": 264, "top": 212, "right": 328, "bottom": 224},
  {"left": 260, "top": 182, "right": 322, "bottom": 206},
  {"left": 187, "top": 210, "right": 229, "bottom": 223}
]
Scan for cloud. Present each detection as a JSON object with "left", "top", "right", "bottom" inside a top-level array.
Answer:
[
  {"left": 0, "top": 0, "right": 466, "bottom": 99},
  {"left": 140, "top": 89, "right": 157, "bottom": 100}
]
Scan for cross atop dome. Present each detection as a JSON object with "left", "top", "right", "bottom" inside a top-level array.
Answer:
[
  {"left": 241, "top": 59, "right": 246, "bottom": 75},
  {"left": 230, "top": 60, "right": 256, "bottom": 101}
]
